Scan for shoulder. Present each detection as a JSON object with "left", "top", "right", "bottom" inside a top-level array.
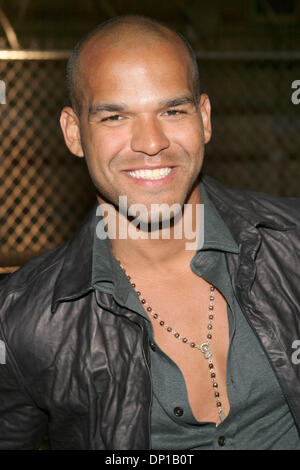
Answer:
[
  {"left": 0, "top": 243, "right": 68, "bottom": 360},
  {"left": 0, "top": 243, "right": 72, "bottom": 393},
  {"left": 0, "top": 242, "right": 68, "bottom": 303},
  {"left": 202, "top": 175, "right": 300, "bottom": 228}
]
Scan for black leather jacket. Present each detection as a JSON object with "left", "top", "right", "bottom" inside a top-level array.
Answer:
[{"left": 0, "top": 175, "right": 300, "bottom": 450}]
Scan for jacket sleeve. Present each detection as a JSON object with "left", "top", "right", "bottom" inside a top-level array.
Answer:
[{"left": 0, "top": 337, "right": 48, "bottom": 450}]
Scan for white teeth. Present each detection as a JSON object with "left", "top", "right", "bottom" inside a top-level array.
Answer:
[{"left": 128, "top": 167, "right": 173, "bottom": 180}]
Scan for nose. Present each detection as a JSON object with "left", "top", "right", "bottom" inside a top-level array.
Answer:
[{"left": 130, "top": 116, "right": 170, "bottom": 155}]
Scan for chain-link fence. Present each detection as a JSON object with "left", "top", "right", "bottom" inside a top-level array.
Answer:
[
  {"left": 201, "top": 52, "right": 300, "bottom": 197},
  {"left": 0, "top": 51, "right": 95, "bottom": 270},
  {"left": 0, "top": 51, "right": 300, "bottom": 270}
]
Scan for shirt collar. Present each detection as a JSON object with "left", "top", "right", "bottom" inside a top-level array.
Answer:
[
  {"left": 92, "top": 181, "right": 239, "bottom": 290},
  {"left": 199, "top": 183, "right": 239, "bottom": 254}
]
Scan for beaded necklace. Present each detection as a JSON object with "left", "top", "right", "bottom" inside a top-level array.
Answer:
[{"left": 118, "top": 261, "right": 225, "bottom": 423}]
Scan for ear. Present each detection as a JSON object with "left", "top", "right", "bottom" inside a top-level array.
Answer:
[
  {"left": 60, "top": 106, "right": 84, "bottom": 157},
  {"left": 198, "top": 94, "right": 212, "bottom": 144}
]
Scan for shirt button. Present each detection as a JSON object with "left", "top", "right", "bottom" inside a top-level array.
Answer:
[
  {"left": 149, "top": 341, "right": 156, "bottom": 352},
  {"left": 218, "top": 436, "right": 226, "bottom": 447},
  {"left": 173, "top": 407, "right": 184, "bottom": 417}
]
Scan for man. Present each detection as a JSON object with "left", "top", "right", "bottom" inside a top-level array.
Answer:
[{"left": 0, "top": 14, "right": 300, "bottom": 450}]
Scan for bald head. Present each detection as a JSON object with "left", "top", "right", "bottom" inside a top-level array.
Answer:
[{"left": 66, "top": 15, "right": 200, "bottom": 115}]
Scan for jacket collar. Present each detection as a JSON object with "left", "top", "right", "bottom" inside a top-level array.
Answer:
[
  {"left": 201, "top": 174, "right": 296, "bottom": 234},
  {"left": 51, "top": 204, "right": 97, "bottom": 313},
  {"left": 51, "top": 174, "right": 296, "bottom": 313}
]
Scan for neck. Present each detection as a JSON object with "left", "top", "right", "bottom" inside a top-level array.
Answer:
[{"left": 98, "top": 186, "right": 203, "bottom": 275}]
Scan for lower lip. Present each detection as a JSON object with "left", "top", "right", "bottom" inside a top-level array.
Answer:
[{"left": 123, "top": 167, "right": 178, "bottom": 187}]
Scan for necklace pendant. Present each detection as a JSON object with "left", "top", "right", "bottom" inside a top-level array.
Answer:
[
  {"left": 199, "top": 342, "right": 212, "bottom": 359},
  {"left": 219, "top": 410, "right": 225, "bottom": 422}
]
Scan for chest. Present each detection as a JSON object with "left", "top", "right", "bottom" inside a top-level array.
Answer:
[{"left": 133, "top": 273, "right": 231, "bottom": 422}]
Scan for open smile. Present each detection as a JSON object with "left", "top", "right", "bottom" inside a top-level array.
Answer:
[
  {"left": 123, "top": 166, "right": 177, "bottom": 187},
  {"left": 128, "top": 167, "right": 173, "bottom": 180}
]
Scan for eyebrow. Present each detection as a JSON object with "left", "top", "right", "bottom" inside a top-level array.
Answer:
[
  {"left": 88, "top": 94, "right": 196, "bottom": 118},
  {"left": 88, "top": 103, "right": 127, "bottom": 117},
  {"left": 158, "top": 95, "right": 196, "bottom": 108}
]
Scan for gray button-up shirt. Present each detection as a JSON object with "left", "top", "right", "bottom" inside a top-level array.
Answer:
[{"left": 92, "top": 183, "right": 300, "bottom": 450}]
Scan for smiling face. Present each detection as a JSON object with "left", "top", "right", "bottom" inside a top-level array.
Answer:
[{"left": 60, "top": 30, "right": 212, "bottom": 224}]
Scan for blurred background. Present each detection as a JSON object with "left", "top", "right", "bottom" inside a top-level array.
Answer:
[{"left": 1, "top": 0, "right": 300, "bottom": 275}]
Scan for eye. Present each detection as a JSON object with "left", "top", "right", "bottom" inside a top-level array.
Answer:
[
  {"left": 164, "top": 109, "right": 187, "bottom": 116},
  {"left": 101, "top": 114, "right": 123, "bottom": 122}
]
